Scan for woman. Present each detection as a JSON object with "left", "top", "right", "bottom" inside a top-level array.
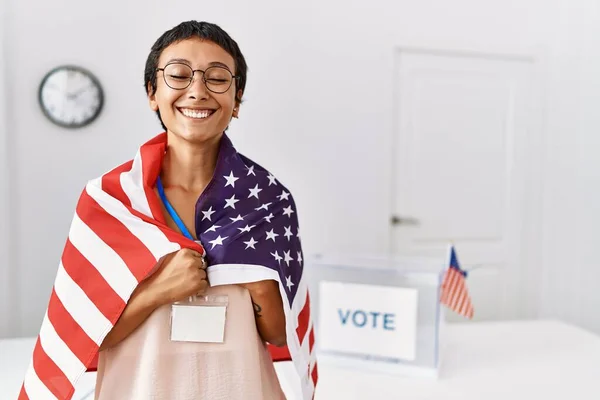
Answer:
[
  {"left": 19, "top": 20, "right": 316, "bottom": 400},
  {"left": 94, "top": 20, "right": 292, "bottom": 399}
]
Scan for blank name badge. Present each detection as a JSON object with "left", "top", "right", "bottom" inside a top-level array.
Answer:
[{"left": 170, "top": 295, "right": 228, "bottom": 343}]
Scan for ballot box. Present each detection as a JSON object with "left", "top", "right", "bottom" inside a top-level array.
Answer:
[{"left": 305, "top": 252, "right": 447, "bottom": 377}]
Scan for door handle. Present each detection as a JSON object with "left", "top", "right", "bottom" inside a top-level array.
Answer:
[{"left": 390, "top": 215, "right": 419, "bottom": 226}]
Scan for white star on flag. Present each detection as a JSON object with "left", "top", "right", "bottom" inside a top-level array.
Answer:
[
  {"left": 209, "top": 235, "right": 228, "bottom": 249},
  {"left": 238, "top": 224, "right": 255, "bottom": 233},
  {"left": 284, "top": 250, "right": 293, "bottom": 266},
  {"left": 256, "top": 202, "right": 272, "bottom": 211},
  {"left": 271, "top": 250, "right": 282, "bottom": 264},
  {"left": 204, "top": 224, "right": 221, "bottom": 233},
  {"left": 297, "top": 251, "right": 303, "bottom": 263},
  {"left": 202, "top": 206, "right": 215, "bottom": 221},
  {"left": 278, "top": 190, "right": 290, "bottom": 201},
  {"left": 284, "top": 226, "right": 293, "bottom": 241},
  {"left": 286, "top": 276, "right": 294, "bottom": 291},
  {"left": 244, "top": 237, "right": 258, "bottom": 249},
  {"left": 225, "top": 195, "right": 239, "bottom": 209},
  {"left": 283, "top": 205, "right": 295, "bottom": 217},
  {"left": 248, "top": 184, "right": 263, "bottom": 199},
  {"left": 224, "top": 171, "right": 239, "bottom": 188},
  {"left": 267, "top": 174, "right": 277, "bottom": 186},
  {"left": 266, "top": 229, "right": 279, "bottom": 242},
  {"left": 264, "top": 213, "right": 274, "bottom": 223},
  {"left": 247, "top": 165, "right": 256, "bottom": 176},
  {"left": 230, "top": 214, "right": 244, "bottom": 222}
]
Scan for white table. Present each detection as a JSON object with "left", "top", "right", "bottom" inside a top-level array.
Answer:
[{"left": 2, "top": 320, "right": 599, "bottom": 399}]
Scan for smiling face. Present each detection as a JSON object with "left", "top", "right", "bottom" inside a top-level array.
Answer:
[{"left": 148, "top": 38, "right": 242, "bottom": 144}]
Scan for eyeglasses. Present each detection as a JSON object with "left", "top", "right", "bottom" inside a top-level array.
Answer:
[{"left": 156, "top": 62, "right": 239, "bottom": 93}]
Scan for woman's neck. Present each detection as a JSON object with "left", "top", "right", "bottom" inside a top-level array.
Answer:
[{"left": 160, "top": 133, "right": 221, "bottom": 193}]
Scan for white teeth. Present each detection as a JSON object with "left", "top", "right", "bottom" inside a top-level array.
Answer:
[{"left": 180, "top": 108, "right": 212, "bottom": 119}]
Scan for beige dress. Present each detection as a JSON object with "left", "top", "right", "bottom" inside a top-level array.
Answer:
[{"left": 94, "top": 284, "right": 286, "bottom": 400}]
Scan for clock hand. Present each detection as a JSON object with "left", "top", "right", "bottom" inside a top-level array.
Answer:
[{"left": 67, "top": 84, "right": 93, "bottom": 100}]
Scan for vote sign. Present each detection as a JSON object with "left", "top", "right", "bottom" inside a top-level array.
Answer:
[{"left": 318, "top": 281, "right": 418, "bottom": 361}]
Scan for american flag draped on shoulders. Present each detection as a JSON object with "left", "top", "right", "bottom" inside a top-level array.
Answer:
[
  {"left": 19, "top": 132, "right": 317, "bottom": 400},
  {"left": 440, "top": 246, "right": 474, "bottom": 319}
]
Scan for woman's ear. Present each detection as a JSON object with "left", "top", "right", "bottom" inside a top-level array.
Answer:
[
  {"left": 233, "top": 89, "right": 243, "bottom": 118},
  {"left": 148, "top": 82, "right": 158, "bottom": 111}
]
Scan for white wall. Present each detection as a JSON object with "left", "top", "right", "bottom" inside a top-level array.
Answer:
[
  {"left": 1, "top": 0, "right": 599, "bottom": 337},
  {"left": 574, "top": 6, "right": 600, "bottom": 334},
  {"left": 538, "top": 1, "right": 600, "bottom": 334},
  {"left": 0, "top": 0, "right": 13, "bottom": 337}
]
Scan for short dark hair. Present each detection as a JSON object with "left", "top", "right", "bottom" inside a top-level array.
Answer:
[{"left": 144, "top": 21, "right": 248, "bottom": 131}]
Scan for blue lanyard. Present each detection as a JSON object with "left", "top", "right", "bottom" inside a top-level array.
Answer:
[{"left": 156, "top": 176, "right": 195, "bottom": 241}]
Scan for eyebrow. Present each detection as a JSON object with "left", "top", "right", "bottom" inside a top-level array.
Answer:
[
  {"left": 166, "top": 58, "right": 191, "bottom": 65},
  {"left": 207, "top": 61, "right": 232, "bottom": 70},
  {"left": 165, "top": 58, "right": 233, "bottom": 72}
]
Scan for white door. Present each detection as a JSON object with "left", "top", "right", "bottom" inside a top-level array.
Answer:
[{"left": 391, "top": 49, "right": 543, "bottom": 322}]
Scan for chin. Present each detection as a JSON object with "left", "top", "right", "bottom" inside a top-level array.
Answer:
[{"left": 169, "top": 128, "right": 223, "bottom": 145}]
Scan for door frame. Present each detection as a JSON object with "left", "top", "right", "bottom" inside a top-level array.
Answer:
[{"left": 388, "top": 42, "right": 547, "bottom": 319}]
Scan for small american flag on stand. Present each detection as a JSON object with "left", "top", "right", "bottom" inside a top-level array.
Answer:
[{"left": 440, "top": 246, "right": 474, "bottom": 319}]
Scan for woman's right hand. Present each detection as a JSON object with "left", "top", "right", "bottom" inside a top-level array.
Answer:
[
  {"left": 100, "top": 248, "right": 208, "bottom": 350},
  {"left": 143, "top": 248, "right": 209, "bottom": 306}
]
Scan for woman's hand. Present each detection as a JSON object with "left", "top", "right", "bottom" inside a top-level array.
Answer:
[
  {"left": 100, "top": 248, "right": 208, "bottom": 350},
  {"left": 145, "top": 248, "right": 209, "bottom": 306}
]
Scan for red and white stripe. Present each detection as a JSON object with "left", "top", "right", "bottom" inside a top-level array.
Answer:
[
  {"left": 284, "top": 277, "right": 318, "bottom": 399},
  {"left": 440, "top": 267, "right": 474, "bottom": 319},
  {"left": 19, "top": 133, "right": 316, "bottom": 400}
]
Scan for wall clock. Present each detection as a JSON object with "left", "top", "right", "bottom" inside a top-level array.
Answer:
[{"left": 38, "top": 65, "right": 104, "bottom": 128}]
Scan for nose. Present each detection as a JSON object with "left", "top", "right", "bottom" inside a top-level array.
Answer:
[{"left": 187, "top": 72, "right": 209, "bottom": 100}]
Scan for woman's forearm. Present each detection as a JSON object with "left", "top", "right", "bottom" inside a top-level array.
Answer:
[{"left": 241, "top": 280, "right": 287, "bottom": 347}]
